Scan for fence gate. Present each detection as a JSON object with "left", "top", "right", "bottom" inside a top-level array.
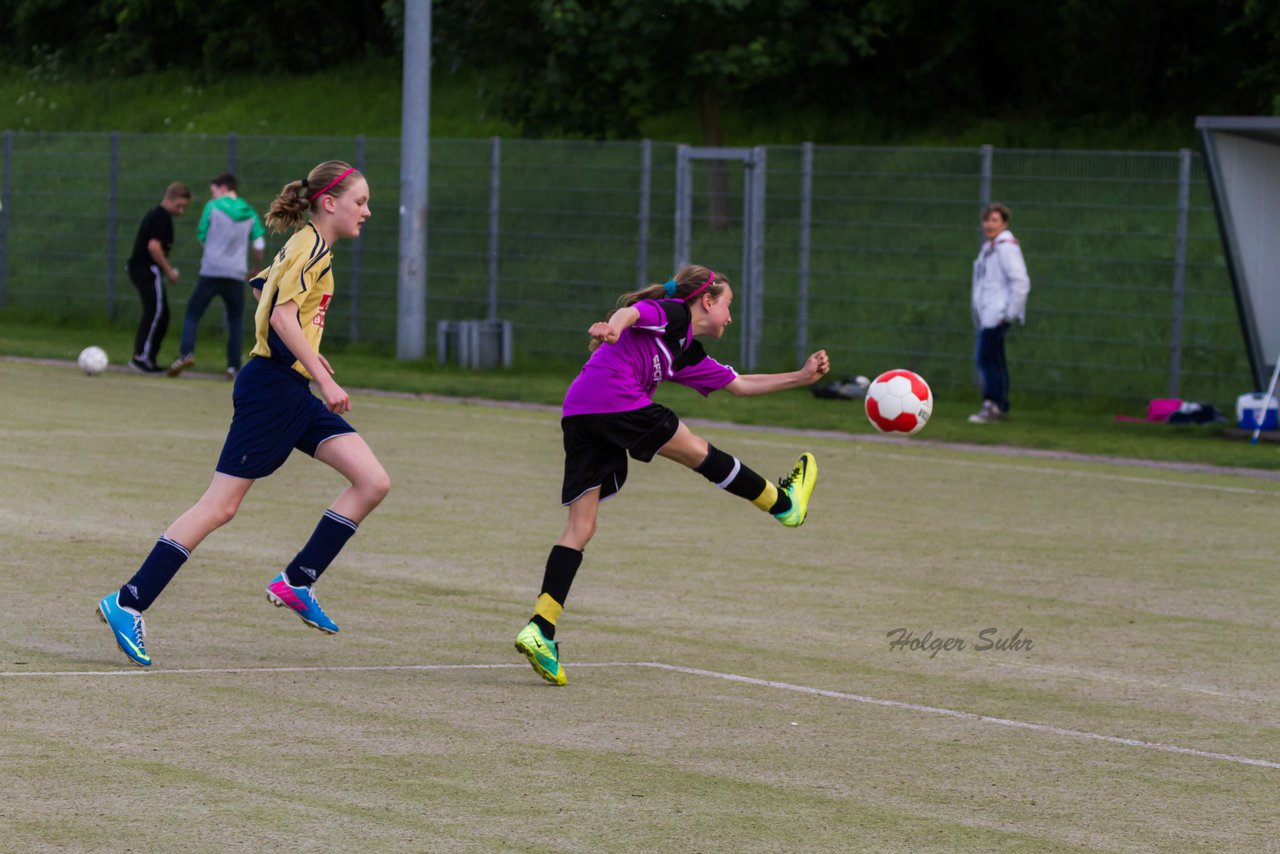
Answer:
[{"left": 674, "top": 145, "right": 766, "bottom": 371}]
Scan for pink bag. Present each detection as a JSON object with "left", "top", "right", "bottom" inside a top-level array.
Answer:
[{"left": 1146, "top": 398, "right": 1183, "bottom": 422}]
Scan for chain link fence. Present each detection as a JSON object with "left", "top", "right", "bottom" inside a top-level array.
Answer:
[{"left": 0, "top": 131, "right": 1247, "bottom": 402}]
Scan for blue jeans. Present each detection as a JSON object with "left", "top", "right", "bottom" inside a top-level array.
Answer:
[
  {"left": 180, "top": 276, "right": 246, "bottom": 369},
  {"left": 975, "top": 323, "right": 1010, "bottom": 412}
]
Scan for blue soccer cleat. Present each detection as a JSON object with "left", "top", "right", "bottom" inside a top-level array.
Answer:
[
  {"left": 266, "top": 572, "right": 340, "bottom": 634},
  {"left": 97, "top": 593, "right": 152, "bottom": 667}
]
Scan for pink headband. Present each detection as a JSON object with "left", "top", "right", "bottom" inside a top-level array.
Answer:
[
  {"left": 309, "top": 167, "right": 356, "bottom": 202},
  {"left": 685, "top": 269, "right": 717, "bottom": 302}
]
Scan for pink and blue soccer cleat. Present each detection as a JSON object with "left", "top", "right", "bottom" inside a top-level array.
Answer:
[{"left": 266, "top": 573, "right": 339, "bottom": 634}]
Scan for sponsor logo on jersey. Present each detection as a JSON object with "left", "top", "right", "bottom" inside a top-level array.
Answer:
[{"left": 313, "top": 293, "right": 332, "bottom": 327}]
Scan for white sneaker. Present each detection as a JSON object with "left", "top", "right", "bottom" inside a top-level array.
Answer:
[{"left": 968, "top": 400, "right": 1006, "bottom": 424}]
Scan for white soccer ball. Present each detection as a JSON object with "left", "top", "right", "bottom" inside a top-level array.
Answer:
[{"left": 78, "top": 346, "right": 109, "bottom": 376}]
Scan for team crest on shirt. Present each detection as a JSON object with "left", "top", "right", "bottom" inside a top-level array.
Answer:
[{"left": 313, "top": 293, "right": 332, "bottom": 327}]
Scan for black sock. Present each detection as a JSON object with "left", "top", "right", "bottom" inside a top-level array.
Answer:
[
  {"left": 770, "top": 490, "right": 792, "bottom": 515},
  {"left": 284, "top": 509, "right": 358, "bottom": 587},
  {"left": 530, "top": 545, "right": 583, "bottom": 639},
  {"left": 695, "top": 444, "right": 782, "bottom": 512},
  {"left": 119, "top": 536, "right": 190, "bottom": 611}
]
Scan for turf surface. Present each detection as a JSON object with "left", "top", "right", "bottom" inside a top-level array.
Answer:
[{"left": 1, "top": 359, "right": 1277, "bottom": 852}]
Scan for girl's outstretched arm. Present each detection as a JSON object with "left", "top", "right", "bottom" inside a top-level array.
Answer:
[
  {"left": 724, "top": 350, "right": 830, "bottom": 397},
  {"left": 588, "top": 305, "right": 641, "bottom": 346}
]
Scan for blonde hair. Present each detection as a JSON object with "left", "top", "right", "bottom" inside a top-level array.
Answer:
[
  {"left": 164, "top": 181, "right": 192, "bottom": 202},
  {"left": 265, "top": 160, "right": 360, "bottom": 233}
]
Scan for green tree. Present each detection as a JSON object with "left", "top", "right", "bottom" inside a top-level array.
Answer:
[
  {"left": 0, "top": 0, "right": 396, "bottom": 76},
  {"left": 432, "top": 0, "right": 889, "bottom": 140},
  {"left": 430, "top": 0, "right": 891, "bottom": 223}
]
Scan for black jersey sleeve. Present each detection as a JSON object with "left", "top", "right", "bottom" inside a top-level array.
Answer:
[{"left": 657, "top": 299, "right": 711, "bottom": 371}]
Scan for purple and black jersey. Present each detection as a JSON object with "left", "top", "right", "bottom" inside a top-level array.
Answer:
[{"left": 562, "top": 299, "right": 737, "bottom": 417}]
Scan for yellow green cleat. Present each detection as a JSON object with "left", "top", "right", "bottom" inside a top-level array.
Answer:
[
  {"left": 773, "top": 452, "right": 818, "bottom": 528},
  {"left": 515, "top": 621, "right": 567, "bottom": 686}
]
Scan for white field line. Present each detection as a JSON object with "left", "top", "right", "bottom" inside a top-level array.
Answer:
[
  {"left": 3, "top": 660, "right": 1276, "bottom": 770},
  {"left": 643, "top": 663, "right": 1280, "bottom": 770}
]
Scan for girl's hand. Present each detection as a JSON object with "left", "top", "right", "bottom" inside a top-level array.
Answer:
[
  {"left": 589, "top": 321, "right": 620, "bottom": 345},
  {"left": 802, "top": 350, "right": 831, "bottom": 383},
  {"left": 319, "top": 378, "right": 351, "bottom": 414}
]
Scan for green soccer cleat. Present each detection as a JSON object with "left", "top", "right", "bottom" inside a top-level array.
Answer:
[
  {"left": 514, "top": 621, "right": 567, "bottom": 686},
  {"left": 773, "top": 452, "right": 818, "bottom": 528}
]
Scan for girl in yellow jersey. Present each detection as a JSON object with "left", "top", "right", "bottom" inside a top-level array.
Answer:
[{"left": 97, "top": 161, "right": 391, "bottom": 666}]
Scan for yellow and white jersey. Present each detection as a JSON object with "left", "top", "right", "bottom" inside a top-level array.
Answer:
[{"left": 249, "top": 223, "right": 335, "bottom": 379}]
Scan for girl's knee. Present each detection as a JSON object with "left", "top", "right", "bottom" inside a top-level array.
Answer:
[
  {"left": 207, "top": 500, "right": 240, "bottom": 528},
  {"left": 367, "top": 467, "right": 391, "bottom": 502},
  {"left": 572, "top": 516, "right": 597, "bottom": 544}
]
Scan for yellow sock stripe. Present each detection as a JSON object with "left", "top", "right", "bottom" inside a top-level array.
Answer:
[
  {"left": 535, "top": 593, "right": 564, "bottom": 625},
  {"left": 751, "top": 481, "right": 778, "bottom": 512}
]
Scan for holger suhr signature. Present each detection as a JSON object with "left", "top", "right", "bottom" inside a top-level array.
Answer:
[{"left": 887, "top": 627, "right": 1033, "bottom": 659}]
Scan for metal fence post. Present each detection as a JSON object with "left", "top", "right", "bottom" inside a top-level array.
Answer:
[
  {"left": 978, "top": 144, "right": 993, "bottom": 244},
  {"left": 796, "top": 142, "right": 813, "bottom": 365},
  {"left": 227, "top": 132, "right": 237, "bottom": 175},
  {"left": 674, "top": 144, "right": 691, "bottom": 270},
  {"left": 636, "top": 139, "right": 651, "bottom": 289},
  {"left": 396, "top": 0, "right": 430, "bottom": 360},
  {"left": 487, "top": 136, "right": 501, "bottom": 321},
  {"left": 748, "top": 146, "right": 766, "bottom": 372},
  {"left": 348, "top": 134, "right": 365, "bottom": 342},
  {"left": 107, "top": 132, "right": 120, "bottom": 317},
  {"left": 0, "top": 130, "right": 12, "bottom": 307},
  {"left": 1169, "top": 148, "right": 1192, "bottom": 397}
]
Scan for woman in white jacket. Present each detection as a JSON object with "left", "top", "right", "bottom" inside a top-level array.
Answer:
[{"left": 970, "top": 202, "right": 1030, "bottom": 423}]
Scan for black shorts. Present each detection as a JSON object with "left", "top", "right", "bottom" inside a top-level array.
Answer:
[{"left": 560, "top": 403, "right": 680, "bottom": 505}]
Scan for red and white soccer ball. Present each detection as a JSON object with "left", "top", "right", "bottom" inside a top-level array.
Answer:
[{"left": 865, "top": 370, "right": 933, "bottom": 435}]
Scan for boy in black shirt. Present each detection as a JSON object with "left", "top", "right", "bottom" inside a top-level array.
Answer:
[{"left": 127, "top": 182, "right": 191, "bottom": 373}]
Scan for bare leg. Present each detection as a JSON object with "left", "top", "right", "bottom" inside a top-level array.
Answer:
[
  {"left": 313, "top": 433, "right": 392, "bottom": 523},
  {"left": 557, "top": 487, "right": 600, "bottom": 550},
  {"left": 164, "top": 472, "right": 255, "bottom": 549},
  {"left": 656, "top": 421, "right": 710, "bottom": 468}
]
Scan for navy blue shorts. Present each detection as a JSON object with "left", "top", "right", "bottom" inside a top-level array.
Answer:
[{"left": 216, "top": 356, "right": 356, "bottom": 480}]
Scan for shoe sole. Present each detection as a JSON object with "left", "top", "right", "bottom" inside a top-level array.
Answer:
[
  {"left": 166, "top": 362, "right": 193, "bottom": 377},
  {"left": 266, "top": 590, "right": 339, "bottom": 634},
  {"left": 96, "top": 604, "right": 150, "bottom": 667},
  {"left": 514, "top": 639, "right": 567, "bottom": 686}
]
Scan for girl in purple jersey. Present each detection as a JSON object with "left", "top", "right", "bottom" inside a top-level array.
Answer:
[{"left": 515, "top": 264, "right": 830, "bottom": 685}]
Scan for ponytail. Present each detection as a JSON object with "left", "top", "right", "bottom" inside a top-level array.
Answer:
[
  {"left": 265, "top": 179, "right": 310, "bottom": 233},
  {"left": 264, "top": 160, "right": 359, "bottom": 234}
]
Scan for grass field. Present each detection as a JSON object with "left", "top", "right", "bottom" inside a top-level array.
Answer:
[{"left": 2, "top": 358, "right": 1278, "bottom": 852}]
